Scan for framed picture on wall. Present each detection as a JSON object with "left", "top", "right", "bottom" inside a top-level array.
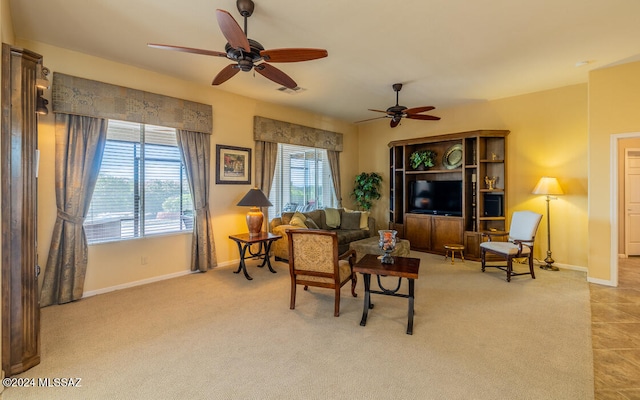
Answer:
[{"left": 216, "top": 144, "right": 252, "bottom": 184}]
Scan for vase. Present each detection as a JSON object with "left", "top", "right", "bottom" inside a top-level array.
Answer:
[{"left": 378, "top": 229, "right": 397, "bottom": 264}]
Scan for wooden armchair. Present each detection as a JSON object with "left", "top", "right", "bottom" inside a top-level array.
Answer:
[
  {"left": 286, "top": 229, "right": 357, "bottom": 316},
  {"left": 480, "top": 211, "right": 543, "bottom": 282}
]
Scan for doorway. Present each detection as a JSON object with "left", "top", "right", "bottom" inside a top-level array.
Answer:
[
  {"left": 625, "top": 149, "right": 640, "bottom": 256},
  {"left": 611, "top": 133, "right": 640, "bottom": 287}
]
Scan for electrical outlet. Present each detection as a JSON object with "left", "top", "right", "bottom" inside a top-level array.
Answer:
[{"left": 141, "top": 256, "right": 148, "bottom": 265}]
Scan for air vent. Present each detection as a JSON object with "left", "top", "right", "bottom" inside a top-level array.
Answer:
[{"left": 277, "top": 86, "right": 305, "bottom": 95}]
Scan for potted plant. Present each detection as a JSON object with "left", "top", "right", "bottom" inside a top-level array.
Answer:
[
  {"left": 410, "top": 150, "right": 437, "bottom": 170},
  {"left": 351, "top": 172, "right": 382, "bottom": 211}
]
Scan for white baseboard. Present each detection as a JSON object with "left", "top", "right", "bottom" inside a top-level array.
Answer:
[
  {"left": 533, "top": 260, "right": 587, "bottom": 273},
  {"left": 82, "top": 270, "right": 195, "bottom": 298},
  {"left": 554, "top": 262, "right": 587, "bottom": 273},
  {"left": 533, "top": 260, "right": 616, "bottom": 286},
  {"left": 216, "top": 259, "right": 239, "bottom": 268},
  {"left": 587, "top": 276, "right": 616, "bottom": 286},
  {"left": 81, "top": 259, "right": 243, "bottom": 299}
]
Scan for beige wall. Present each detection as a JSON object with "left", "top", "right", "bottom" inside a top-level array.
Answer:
[
  {"left": 589, "top": 61, "right": 640, "bottom": 282},
  {"left": 357, "top": 84, "right": 589, "bottom": 269},
  {"left": 18, "top": 39, "right": 359, "bottom": 295},
  {"left": 1, "top": 0, "right": 14, "bottom": 45}
]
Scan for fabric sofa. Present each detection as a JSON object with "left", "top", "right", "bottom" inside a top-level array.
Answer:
[{"left": 269, "top": 208, "right": 376, "bottom": 261}]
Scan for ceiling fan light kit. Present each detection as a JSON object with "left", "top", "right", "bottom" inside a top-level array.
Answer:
[
  {"left": 358, "top": 83, "right": 441, "bottom": 128},
  {"left": 148, "top": 0, "right": 328, "bottom": 89}
]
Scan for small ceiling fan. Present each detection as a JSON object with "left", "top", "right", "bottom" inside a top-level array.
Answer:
[
  {"left": 357, "top": 83, "right": 441, "bottom": 128},
  {"left": 148, "top": 0, "right": 328, "bottom": 89}
]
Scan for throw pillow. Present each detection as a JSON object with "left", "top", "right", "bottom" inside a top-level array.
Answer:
[
  {"left": 289, "top": 211, "right": 307, "bottom": 228},
  {"left": 360, "top": 211, "right": 370, "bottom": 230},
  {"left": 343, "top": 208, "right": 370, "bottom": 230},
  {"left": 304, "top": 218, "right": 320, "bottom": 229},
  {"left": 292, "top": 211, "right": 307, "bottom": 222},
  {"left": 340, "top": 211, "right": 361, "bottom": 230},
  {"left": 324, "top": 207, "right": 341, "bottom": 228},
  {"left": 281, "top": 212, "right": 294, "bottom": 225},
  {"left": 289, "top": 216, "right": 307, "bottom": 228}
]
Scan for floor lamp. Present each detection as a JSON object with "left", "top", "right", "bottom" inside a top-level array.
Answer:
[{"left": 532, "top": 177, "right": 564, "bottom": 271}]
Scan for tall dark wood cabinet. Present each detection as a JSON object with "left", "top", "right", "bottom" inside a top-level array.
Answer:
[
  {"left": 1, "top": 44, "right": 42, "bottom": 375},
  {"left": 388, "top": 130, "right": 509, "bottom": 260}
]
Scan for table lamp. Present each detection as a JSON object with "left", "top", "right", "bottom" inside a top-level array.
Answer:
[
  {"left": 237, "top": 187, "right": 273, "bottom": 236},
  {"left": 532, "top": 176, "right": 564, "bottom": 271}
]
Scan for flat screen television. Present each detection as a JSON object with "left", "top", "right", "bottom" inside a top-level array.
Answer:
[{"left": 408, "top": 180, "right": 462, "bottom": 216}]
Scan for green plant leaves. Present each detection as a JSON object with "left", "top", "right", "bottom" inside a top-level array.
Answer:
[
  {"left": 351, "top": 172, "right": 382, "bottom": 211},
  {"left": 409, "top": 150, "right": 436, "bottom": 169}
]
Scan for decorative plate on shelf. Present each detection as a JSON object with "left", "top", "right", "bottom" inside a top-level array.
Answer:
[{"left": 443, "top": 144, "right": 463, "bottom": 169}]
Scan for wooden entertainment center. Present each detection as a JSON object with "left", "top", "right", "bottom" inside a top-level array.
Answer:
[{"left": 388, "top": 130, "right": 509, "bottom": 260}]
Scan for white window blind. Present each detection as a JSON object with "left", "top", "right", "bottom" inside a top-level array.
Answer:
[
  {"left": 268, "top": 143, "right": 337, "bottom": 217},
  {"left": 84, "top": 120, "right": 193, "bottom": 243}
]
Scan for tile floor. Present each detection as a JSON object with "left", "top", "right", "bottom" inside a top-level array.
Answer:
[{"left": 591, "top": 257, "right": 640, "bottom": 399}]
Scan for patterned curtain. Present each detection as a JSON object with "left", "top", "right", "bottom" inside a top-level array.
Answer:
[
  {"left": 253, "top": 116, "right": 343, "bottom": 151},
  {"left": 327, "top": 150, "right": 341, "bottom": 207},
  {"left": 255, "top": 141, "right": 279, "bottom": 228},
  {"left": 41, "top": 114, "right": 108, "bottom": 306},
  {"left": 176, "top": 130, "right": 217, "bottom": 272},
  {"left": 52, "top": 73, "right": 212, "bottom": 134}
]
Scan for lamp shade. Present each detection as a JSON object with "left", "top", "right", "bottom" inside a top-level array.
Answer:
[
  {"left": 237, "top": 188, "right": 273, "bottom": 207},
  {"left": 532, "top": 177, "right": 564, "bottom": 196}
]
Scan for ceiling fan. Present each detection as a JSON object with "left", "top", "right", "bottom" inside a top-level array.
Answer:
[
  {"left": 148, "top": 0, "right": 328, "bottom": 89},
  {"left": 358, "top": 83, "right": 441, "bottom": 128}
]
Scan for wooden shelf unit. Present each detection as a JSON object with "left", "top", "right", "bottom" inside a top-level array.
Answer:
[{"left": 388, "top": 130, "right": 509, "bottom": 259}]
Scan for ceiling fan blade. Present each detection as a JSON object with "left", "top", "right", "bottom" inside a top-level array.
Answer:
[
  {"left": 212, "top": 64, "right": 240, "bottom": 86},
  {"left": 368, "top": 109, "right": 392, "bottom": 115},
  {"left": 147, "top": 43, "right": 228, "bottom": 58},
  {"left": 406, "top": 114, "right": 441, "bottom": 121},
  {"left": 216, "top": 9, "right": 250, "bottom": 52},
  {"left": 354, "top": 116, "right": 388, "bottom": 124},
  {"left": 404, "top": 106, "right": 435, "bottom": 115},
  {"left": 255, "top": 63, "right": 297, "bottom": 89},
  {"left": 261, "top": 48, "right": 328, "bottom": 63},
  {"left": 390, "top": 118, "right": 401, "bottom": 128}
]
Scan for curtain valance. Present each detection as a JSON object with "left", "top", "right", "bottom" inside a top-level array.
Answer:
[
  {"left": 253, "top": 116, "right": 343, "bottom": 152},
  {"left": 52, "top": 73, "right": 213, "bottom": 134}
]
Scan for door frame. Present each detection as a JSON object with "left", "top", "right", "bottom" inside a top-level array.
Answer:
[
  {"left": 624, "top": 148, "right": 640, "bottom": 256},
  {"left": 610, "top": 132, "right": 640, "bottom": 287}
]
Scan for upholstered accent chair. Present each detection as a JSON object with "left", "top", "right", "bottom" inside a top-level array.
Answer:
[
  {"left": 286, "top": 229, "right": 357, "bottom": 317},
  {"left": 480, "top": 210, "right": 543, "bottom": 282}
]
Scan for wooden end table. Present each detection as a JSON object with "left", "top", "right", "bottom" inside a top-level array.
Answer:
[
  {"left": 353, "top": 253, "right": 421, "bottom": 335},
  {"left": 228, "top": 232, "right": 282, "bottom": 280}
]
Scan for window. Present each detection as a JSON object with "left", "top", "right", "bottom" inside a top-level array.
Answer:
[
  {"left": 268, "top": 143, "right": 337, "bottom": 217},
  {"left": 84, "top": 120, "right": 193, "bottom": 244}
]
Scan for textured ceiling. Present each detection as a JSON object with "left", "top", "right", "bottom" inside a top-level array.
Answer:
[{"left": 10, "top": 0, "right": 640, "bottom": 123}]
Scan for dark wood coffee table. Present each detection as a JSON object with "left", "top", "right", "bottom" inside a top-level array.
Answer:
[
  {"left": 228, "top": 232, "right": 282, "bottom": 280},
  {"left": 353, "top": 253, "right": 421, "bottom": 335}
]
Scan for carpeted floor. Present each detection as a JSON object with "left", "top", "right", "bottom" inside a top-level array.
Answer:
[{"left": 3, "top": 252, "right": 593, "bottom": 399}]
